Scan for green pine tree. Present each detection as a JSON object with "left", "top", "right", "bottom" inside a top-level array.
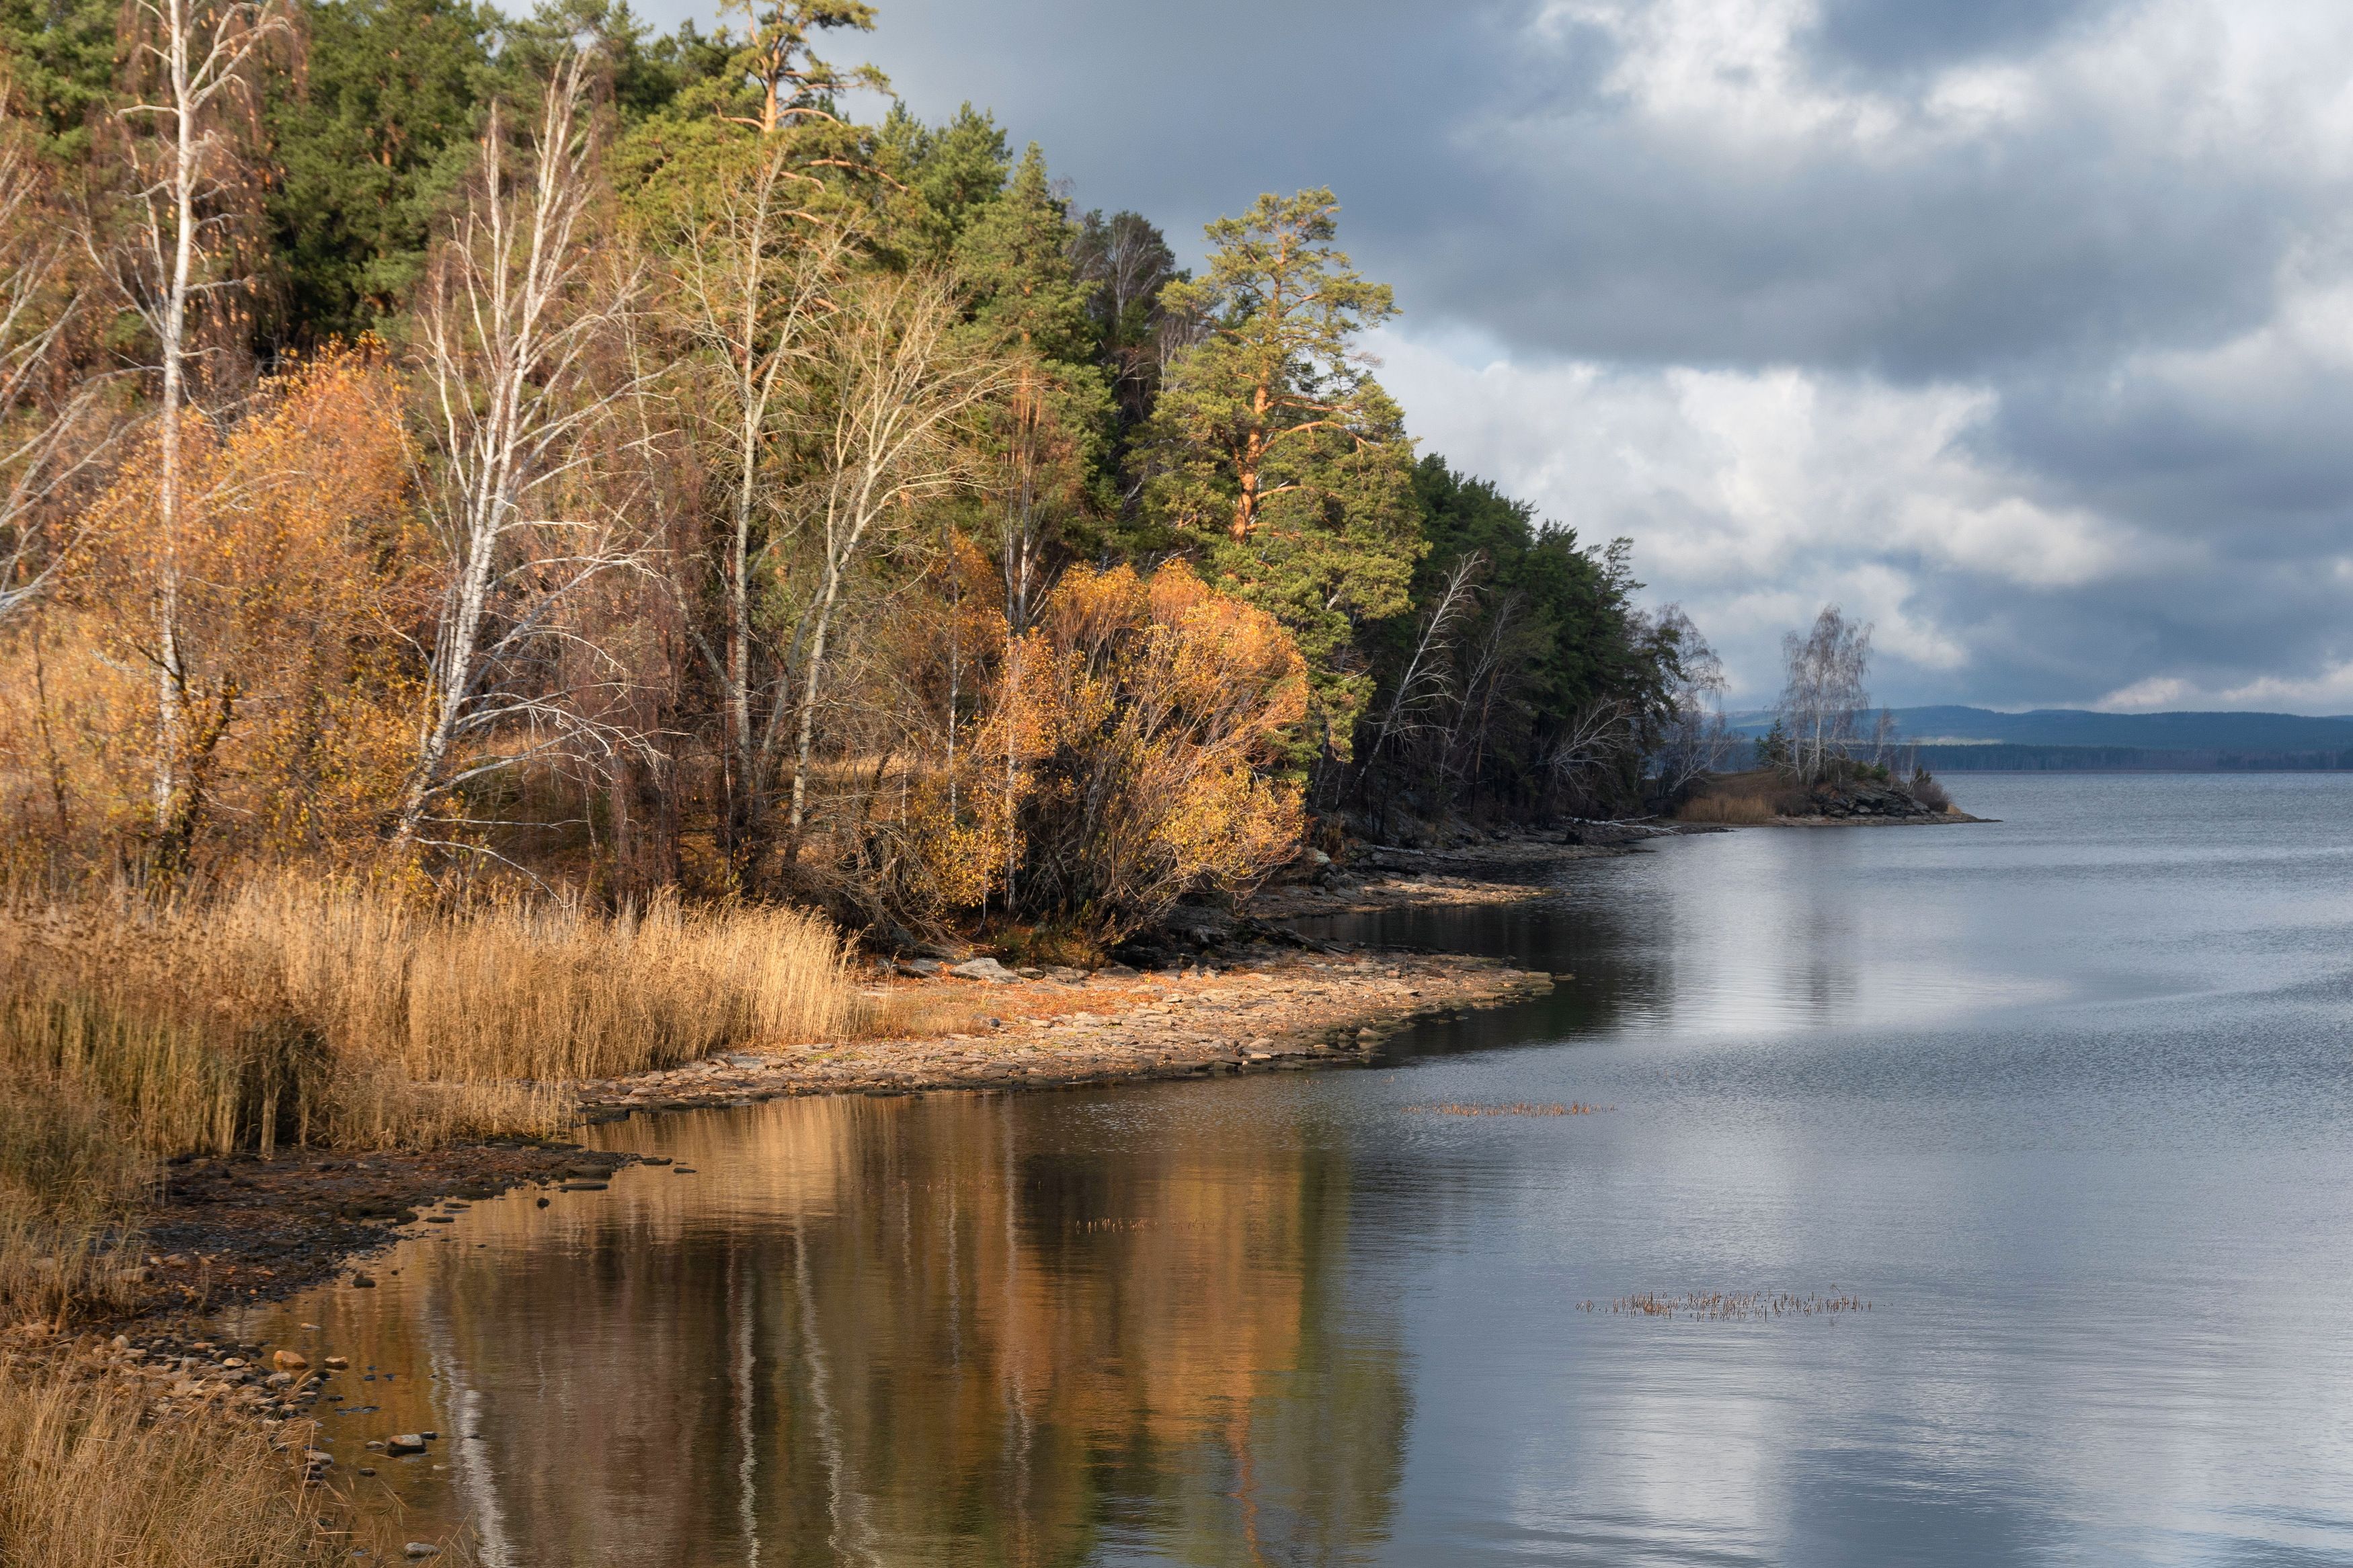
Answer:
[
  {"left": 0, "top": 0, "right": 118, "bottom": 160},
  {"left": 951, "top": 143, "right": 1110, "bottom": 626},
  {"left": 1138, "top": 188, "right": 1421, "bottom": 756},
  {"left": 263, "top": 0, "right": 493, "bottom": 344}
]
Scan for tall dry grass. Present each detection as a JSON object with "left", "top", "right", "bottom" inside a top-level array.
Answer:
[
  {"left": 0, "top": 1077, "right": 154, "bottom": 1325},
  {"left": 1674, "top": 770, "right": 1800, "bottom": 825},
  {"left": 1675, "top": 793, "right": 1778, "bottom": 825},
  {"left": 256, "top": 884, "right": 856, "bottom": 1083},
  {"left": 0, "top": 879, "right": 858, "bottom": 1324},
  {"left": 1, "top": 881, "right": 855, "bottom": 1155},
  {"left": 0, "top": 1360, "right": 331, "bottom": 1567}
]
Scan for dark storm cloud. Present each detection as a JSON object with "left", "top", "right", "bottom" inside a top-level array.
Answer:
[
  {"left": 1808, "top": 0, "right": 2128, "bottom": 77},
  {"left": 1429, "top": 9, "right": 2325, "bottom": 381},
  {"left": 844, "top": 0, "right": 2319, "bottom": 383},
  {"left": 629, "top": 0, "right": 2353, "bottom": 708}
]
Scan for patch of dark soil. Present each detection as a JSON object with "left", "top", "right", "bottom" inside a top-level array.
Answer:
[{"left": 123, "top": 1143, "right": 635, "bottom": 1327}]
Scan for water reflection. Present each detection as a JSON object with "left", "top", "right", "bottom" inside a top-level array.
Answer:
[
  {"left": 236, "top": 776, "right": 2353, "bottom": 1566},
  {"left": 242, "top": 1090, "right": 1408, "bottom": 1567}
]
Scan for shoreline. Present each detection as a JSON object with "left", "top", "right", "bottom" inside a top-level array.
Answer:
[
  {"left": 26, "top": 808, "right": 1989, "bottom": 1348},
  {"left": 1764, "top": 811, "right": 1993, "bottom": 827},
  {"left": 38, "top": 945, "right": 1553, "bottom": 1344},
  {"left": 1250, "top": 822, "right": 1684, "bottom": 917},
  {"left": 5, "top": 801, "right": 1981, "bottom": 1514}
]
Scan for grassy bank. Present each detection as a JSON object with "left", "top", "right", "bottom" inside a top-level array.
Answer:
[
  {"left": 0, "top": 1358, "right": 333, "bottom": 1567},
  {"left": 0, "top": 880, "right": 859, "bottom": 1327},
  {"left": 1674, "top": 766, "right": 1956, "bottom": 824}
]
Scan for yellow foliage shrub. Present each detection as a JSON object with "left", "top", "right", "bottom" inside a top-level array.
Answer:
[{"left": 1, "top": 346, "right": 428, "bottom": 875}]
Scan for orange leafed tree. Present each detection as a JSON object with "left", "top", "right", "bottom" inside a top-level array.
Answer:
[
  {"left": 9, "top": 347, "right": 426, "bottom": 872},
  {"left": 871, "top": 554, "right": 1306, "bottom": 944},
  {"left": 1000, "top": 559, "right": 1307, "bottom": 942}
]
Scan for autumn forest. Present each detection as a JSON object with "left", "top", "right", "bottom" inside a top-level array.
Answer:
[{"left": 0, "top": 0, "right": 1705, "bottom": 947}]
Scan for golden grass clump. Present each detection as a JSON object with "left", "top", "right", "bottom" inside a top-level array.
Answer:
[
  {"left": 1674, "top": 793, "right": 1778, "bottom": 825},
  {"left": 239, "top": 882, "right": 856, "bottom": 1084},
  {"left": 1673, "top": 769, "right": 1804, "bottom": 825},
  {"left": 0, "top": 1078, "right": 155, "bottom": 1325},
  {"left": 0, "top": 879, "right": 858, "bottom": 1322},
  {"left": 0, "top": 881, "right": 856, "bottom": 1159},
  {"left": 0, "top": 1359, "right": 331, "bottom": 1567}
]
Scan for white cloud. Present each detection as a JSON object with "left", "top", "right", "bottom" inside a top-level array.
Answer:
[
  {"left": 1378, "top": 330, "right": 2127, "bottom": 700},
  {"left": 2096, "top": 675, "right": 2194, "bottom": 711},
  {"left": 1535, "top": 0, "right": 1905, "bottom": 151}
]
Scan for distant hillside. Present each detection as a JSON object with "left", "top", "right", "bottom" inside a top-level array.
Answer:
[
  {"left": 1728, "top": 706, "right": 2353, "bottom": 750},
  {"left": 1721, "top": 706, "right": 2353, "bottom": 772}
]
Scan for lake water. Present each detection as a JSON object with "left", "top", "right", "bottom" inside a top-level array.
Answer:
[{"left": 235, "top": 774, "right": 2353, "bottom": 1566}]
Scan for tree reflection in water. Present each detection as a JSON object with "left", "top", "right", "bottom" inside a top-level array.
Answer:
[{"left": 260, "top": 1089, "right": 1410, "bottom": 1567}]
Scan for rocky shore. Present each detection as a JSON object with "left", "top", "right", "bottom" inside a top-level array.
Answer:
[
  {"left": 1769, "top": 775, "right": 1985, "bottom": 825},
  {"left": 1250, "top": 821, "right": 1690, "bottom": 918},
  {"left": 580, "top": 948, "right": 1551, "bottom": 1110}
]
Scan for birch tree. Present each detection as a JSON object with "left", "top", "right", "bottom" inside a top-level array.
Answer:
[
  {"left": 112, "top": 0, "right": 286, "bottom": 836},
  {"left": 656, "top": 138, "right": 851, "bottom": 862},
  {"left": 398, "top": 52, "right": 651, "bottom": 853},
  {"left": 1648, "top": 604, "right": 1734, "bottom": 797},
  {"left": 1363, "top": 550, "right": 1481, "bottom": 773},
  {"left": 0, "top": 97, "right": 114, "bottom": 625},
  {"left": 1776, "top": 604, "right": 1872, "bottom": 784},
  {"left": 780, "top": 268, "right": 1010, "bottom": 860}
]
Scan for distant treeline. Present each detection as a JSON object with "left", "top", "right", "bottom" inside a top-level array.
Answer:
[{"left": 1913, "top": 745, "right": 2353, "bottom": 773}]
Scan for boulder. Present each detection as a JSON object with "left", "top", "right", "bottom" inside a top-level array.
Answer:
[
  {"left": 387, "top": 1433, "right": 428, "bottom": 1455},
  {"left": 948, "top": 956, "right": 1019, "bottom": 984},
  {"left": 272, "top": 1349, "right": 309, "bottom": 1371}
]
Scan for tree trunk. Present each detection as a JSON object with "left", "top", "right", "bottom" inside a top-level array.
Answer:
[{"left": 151, "top": 0, "right": 200, "bottom": 838}]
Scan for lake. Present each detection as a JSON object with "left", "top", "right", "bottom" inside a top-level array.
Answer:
[{"left": 234, "top": 773, "right": 2353, "bottom": 1566}]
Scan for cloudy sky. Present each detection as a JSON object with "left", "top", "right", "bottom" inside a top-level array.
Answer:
[{"left": 646, "top": 0, "right": 2353, "bottom": 709}]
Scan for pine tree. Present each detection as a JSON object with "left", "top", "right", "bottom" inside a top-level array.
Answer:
[
  {"left": 263, "top": 0, "right": 491, "bottom": 343},
  {"left": 715, "top": 0, "right": 877, "bottom": 135},
  {"left": 0, "top": 0, "right": 116, "bottom": 158},
  {"left": 1138, "top": 188, "right": 1420, "bottom": 756}
]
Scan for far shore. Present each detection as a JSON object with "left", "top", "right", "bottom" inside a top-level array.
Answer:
[{"left": 1765, "top": 809, "right": 1993, "bottom": 827}]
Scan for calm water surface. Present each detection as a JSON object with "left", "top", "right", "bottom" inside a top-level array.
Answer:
[{"left": 235, "top": 774, "right": 2353, "bottom": 1566}]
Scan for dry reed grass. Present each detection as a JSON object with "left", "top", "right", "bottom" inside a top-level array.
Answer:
[
  {"left": 1674, "top": 769, "right": 1802, "bottom": 825},
  {"left": 0, "top": 881, "right": 854, "bottom": 1155},
  {"left": 0, "top": 878, "right": 858, "bottom": 1323},
  {"left": 0, "top": 1358, "right": 330, "bottom": 1567},
  {"left": 1674, "top": 793, "right": 1778, "bottom": 825}
]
